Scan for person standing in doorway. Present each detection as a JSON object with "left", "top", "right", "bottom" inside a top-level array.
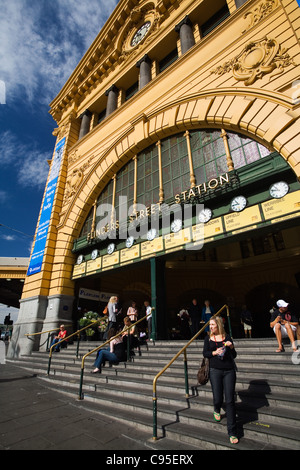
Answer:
[
  {"left": 127, "top": 301, "right": 138, "bottom": 323},
  {"left": 202, "top": 300, "right": 215, "bottom": 334},
  {"left": 144, "top": 301, "right": 153, "bottom": 340},
  {"left": 104, "top": 296, "right": 121, "bottom": 340},
  {"left": 240, "top": 305, "right": 253, "bottom": 338},
  {"left": 188, "top": 299, "right": 201, "bottom": 337}
]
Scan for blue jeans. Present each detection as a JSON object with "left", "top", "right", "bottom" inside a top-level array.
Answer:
[
  {"left": 209, "top": 367, "right": 237, "bottom": 436},
  {"left": 50, "top": 338, "right": 61, "bottom": 351},
  {"left": 94, "top": 349, "right": 118, "bottom": 369}
]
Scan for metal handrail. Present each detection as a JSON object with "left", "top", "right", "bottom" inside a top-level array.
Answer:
[
  {"left": 78, "top": 312, "right": 152, "bottom": 400},
  {"left": 47, "top": 320, "right": 102, "bottom": 375},
  {"left": 25, "top": 325, "right": 73, "bottom": 350},
  {"left": 152, "top": 304, "right": 231, "bottom": 440},
  {"left": 25, "top": 325, "right": 73, "bottom": 337}
]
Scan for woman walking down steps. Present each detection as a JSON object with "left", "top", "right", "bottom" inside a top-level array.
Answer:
[{"left": 203, "top": 316, "right": 238, "bottom": 445}]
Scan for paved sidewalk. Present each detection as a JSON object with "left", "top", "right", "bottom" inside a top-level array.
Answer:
[
  {"left": 0, "top": 363, "right": 200, "bottom": 454},
  {"left": 0, "top": 363, "right": 154, "bottom": 451}
]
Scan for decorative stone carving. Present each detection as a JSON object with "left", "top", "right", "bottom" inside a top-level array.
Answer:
[
  {"left": 242, "top": 0, "right": 279, "bottom": 34},
  {"left": 118, "top": 3, "right": 161, "bottom": 62},
  {"left": 63, "top": 157, "right": 93, "bottom": 204},
  {"left": 211, "top": 37, "right": 296, "bottom": 86}
]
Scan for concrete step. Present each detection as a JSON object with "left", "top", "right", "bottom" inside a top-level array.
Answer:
[{"left": 7, "top": 337, "right": 300, "bottom": 450}]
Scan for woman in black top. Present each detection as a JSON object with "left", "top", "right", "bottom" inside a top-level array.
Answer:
[{"left": 203, "top": 316, "right": 238, "bottom": 444}]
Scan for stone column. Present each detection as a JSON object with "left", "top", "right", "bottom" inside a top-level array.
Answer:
[
  {"left": 235, "top": 0, "right": 248, "bottom": 8},
  {"left": 78, "top": 109, "right": 92, "bottom": 139},
  {"left": 136, "top": 54, "right": 152, "bottom": 90},
  {"left": 105, "top": 85, "right": 119, "bottom": 117},
  {"left": 221, "top": 129, "right": 234, "bottom": 171},
  {"left": 175, "top": 16, "right": 195, "bottom": 55},
  {"left": 184, "top": 130, "right": 196, "bottom": 187}
]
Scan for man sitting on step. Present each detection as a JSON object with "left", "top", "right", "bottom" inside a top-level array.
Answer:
[{"left": 270, "top": 300, "right": 300, "bottom": 353}]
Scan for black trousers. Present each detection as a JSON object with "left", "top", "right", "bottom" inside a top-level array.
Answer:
[{"left": 209, "top": 367, "right": 237, "bottom": 436}]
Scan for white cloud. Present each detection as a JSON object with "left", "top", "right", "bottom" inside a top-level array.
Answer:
[
  {"left": 0, "top": 0, "right": 118, "bottom": 105},
  {"left": 0, "top": 235, "right": 15, "bottom": 241},
  {"left": 0, "top": 190, "right": 8, "bottom": 204},
  {"left": 0, "top": 130, "right": 49, "bottom": 188}
]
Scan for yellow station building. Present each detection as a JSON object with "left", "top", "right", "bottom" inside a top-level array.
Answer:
[{"left": 8, "top": 0, "right": 300, "bottom": 357}]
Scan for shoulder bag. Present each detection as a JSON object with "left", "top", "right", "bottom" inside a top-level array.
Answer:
[{"left": 197, "top": 357, "right": 209, "bottom": 385}]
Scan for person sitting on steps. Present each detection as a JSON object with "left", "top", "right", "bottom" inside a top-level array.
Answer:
[
  {"left": 91, "top": 327, "right": 126, "bottom": 373},
  {"left": 270, "top": 299, "right": 300, "bottom": 353}
]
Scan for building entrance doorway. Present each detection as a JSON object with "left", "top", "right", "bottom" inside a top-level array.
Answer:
[{"left": 73, "top": 224, "right": 300, "bottom": 340}]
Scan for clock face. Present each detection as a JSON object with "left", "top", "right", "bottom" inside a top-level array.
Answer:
[
  {"left": 91, "top": 249, "right": 98, "bottom": 260},
  {"left": 269, "top": 181, "right": 289, "bottom": 199},
  {"left": 130, "top": 21, "right": 151, "bottom": 47},
  {"left": 171, "top": 219, "right": 182, "bottom": 233},
  {"left": 77, "top": 254, "right": 84, "bottom": 265},
  {"left": 198, "top": 208, "right": 212, "bottom": 223},
  {"left": 126, "top": 236, "right": 134, "bottom": 248},
  {"left": 147, "top": 228, "right": 157, "bottom": 241},
  {"left": 107, "top": 243, "right": 115, "bottom": 255},
  {"left": 230, "top": 196, "right": 247, "bottom": 212}
]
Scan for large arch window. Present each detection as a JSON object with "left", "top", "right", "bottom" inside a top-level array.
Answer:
[
  {"left": 191, "top": 130, "right": 228, "bottom": 182},
  {"left": 79, "top": 129, "right": 271, "bottom": 237},
  {"left": 137, "top": 144, "right": 159, "bottom": 207},
  {"left": 161, "top": 134, "right": 190, "bottom": 201}
]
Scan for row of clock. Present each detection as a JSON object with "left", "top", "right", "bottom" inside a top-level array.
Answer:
[{"left": 76, "top": 181, "right": 289, "bottom": 264}]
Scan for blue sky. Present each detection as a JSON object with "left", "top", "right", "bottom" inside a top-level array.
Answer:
[{"left": 0, "top": 0, "right": 118, "bottom": 259}]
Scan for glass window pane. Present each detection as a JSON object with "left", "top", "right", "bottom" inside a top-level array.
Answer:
[
  {"left": 231, "top": 148, "right": 245, "bottom": 168},
  {"left": 203, "top": 144, "right": 214, "bottom": 163},
  {"left": 243, "top": 141, "right": 260, "bottom": 164}
]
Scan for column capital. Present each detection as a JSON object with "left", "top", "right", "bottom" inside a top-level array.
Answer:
[
  {"left": 175, "top": 15, "right": 192, "bottom": 33},
  {"left": 136, "top": 54, "right": 151, "bottom": 68},
  {"left": 105, "top": 84, "right": 119, "bottom": 96},
  {"left": 79, "top": 109, "right": 92, "bottom": 119}
]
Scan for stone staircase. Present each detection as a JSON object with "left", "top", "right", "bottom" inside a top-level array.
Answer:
[{"left": 6, "top": 337, "right": 300, "bottom": 450}]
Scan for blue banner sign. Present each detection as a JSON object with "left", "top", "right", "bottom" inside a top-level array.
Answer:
[{"left": 27, "top": 138, "right": 65, "bottom": 276}]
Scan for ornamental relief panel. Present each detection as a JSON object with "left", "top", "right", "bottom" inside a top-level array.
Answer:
[
  {"left": 241, "top": 0, "right": 279, "bottom": 34},
  {"left": 211, "top": 36, "right": 297, "bottom": 86},
  {"left": 63, "top": 157, "right": 94, "bottom": 205}
]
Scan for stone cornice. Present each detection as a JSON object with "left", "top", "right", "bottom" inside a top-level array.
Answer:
[{"left": 49, "top": 0, "right": 182, "bottom": 123}]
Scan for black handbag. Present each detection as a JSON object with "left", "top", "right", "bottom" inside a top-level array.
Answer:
[{"left": 197, "top": 357, "right": 209, "bottom": 385}]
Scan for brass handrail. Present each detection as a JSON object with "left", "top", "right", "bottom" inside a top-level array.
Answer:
[
  {"left": 78, "top": 312, "right": 152, "bottom": 400},
  {"left": 152, "top": 304, "right": 230, "bottom": 440},
  {"left": 47, "top": 320, "right": 102, "bottom": 375},
  {"left": 25, "top": 325, "right": 73, "bottom": 337},
  {"left": 25, "top": 325, "right": 73, "bottom": 350}
]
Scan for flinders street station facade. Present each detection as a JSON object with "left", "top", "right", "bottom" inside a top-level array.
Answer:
[{"left": 8, "top": 0, "right": 300, "bottom": 357}]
